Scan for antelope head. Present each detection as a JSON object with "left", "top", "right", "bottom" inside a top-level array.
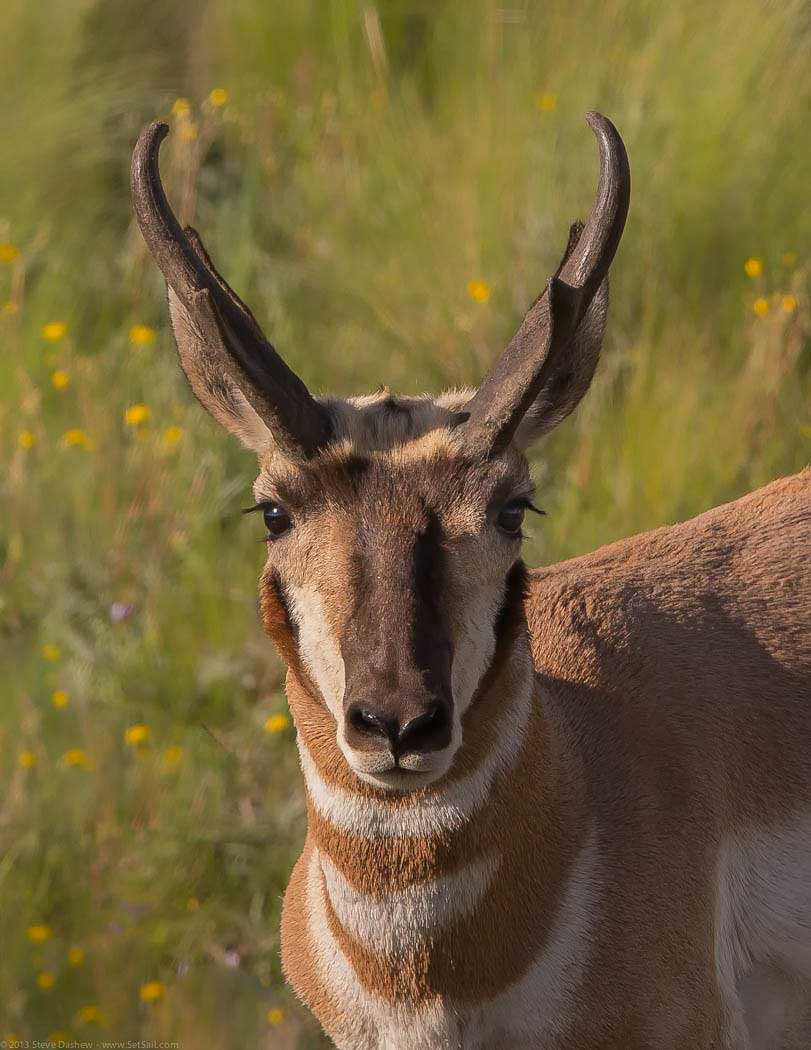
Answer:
[{"left": 131, "top": 114, "right": 629, "bottom": 791}]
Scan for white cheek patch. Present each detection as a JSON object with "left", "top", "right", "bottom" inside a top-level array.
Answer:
[
  {"left": 285, "top": 584, "right": 346, "bottom": 721},
  {"left": 450, "top": 576, "right": 505, "bottom": 718}
]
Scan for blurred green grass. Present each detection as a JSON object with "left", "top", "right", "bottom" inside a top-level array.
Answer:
[{"left": 1, "top": 1, "right": 809, "bottom": 1046}]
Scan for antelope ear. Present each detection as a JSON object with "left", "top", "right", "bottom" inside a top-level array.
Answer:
[
  {"left": 513, "top": 276, "right": 608, "bottom": 447},
  {"left": 166, "top": 285, "right": 273, "bottom": 453}
]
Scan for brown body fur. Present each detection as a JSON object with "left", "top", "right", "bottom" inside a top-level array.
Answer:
[
  {"left": 524, "top": 468, "right": 811, "bottom": 1047},
  {"left": 279, "top": 469, "right": 811, "bottom": 1049}
]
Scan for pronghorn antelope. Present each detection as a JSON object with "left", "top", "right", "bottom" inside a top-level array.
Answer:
[{"left": 132, "top": 113, "right": 811, "bottom": 1050}]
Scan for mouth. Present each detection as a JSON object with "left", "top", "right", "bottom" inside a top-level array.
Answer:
[
  {"left": 354, "top": 763, "right": 444, "bottom": 791},
  {"left": 347, "top": 748, "right": 456, "bottom": 791}
]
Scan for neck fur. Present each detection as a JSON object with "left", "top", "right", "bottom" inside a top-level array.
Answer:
[{"left": 286, "top": 601, "right": 589, "bottom": 1008}]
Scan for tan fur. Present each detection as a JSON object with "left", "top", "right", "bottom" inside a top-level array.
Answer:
[
  {"left": 138, "top": 111, "right": 811, "bottom": 1046},
  {"left": 168, "top": 327, "right": 811, "bottom": 1048}
]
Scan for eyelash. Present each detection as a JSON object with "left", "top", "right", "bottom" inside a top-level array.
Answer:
[{"left": 512, "top": 498, "right": 544, "bottom": 515}]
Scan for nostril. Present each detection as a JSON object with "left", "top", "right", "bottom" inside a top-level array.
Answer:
[
  {"left": 398, "top": 703, "right": 451, "bottom": 755},
  {"left": 346, "top": 703, "right": 399, "bottom": 745}
]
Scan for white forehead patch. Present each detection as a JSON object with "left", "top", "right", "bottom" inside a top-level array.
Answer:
[{"left": 322, "top": 388, "right": 474, "bottom": 455}]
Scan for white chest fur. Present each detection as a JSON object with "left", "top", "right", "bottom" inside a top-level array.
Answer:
[{"left": 305, "top": 834, "right": 601, "bottom": 1050}]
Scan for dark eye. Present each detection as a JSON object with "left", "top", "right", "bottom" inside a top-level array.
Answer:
[
  {"left": 263, "top": 503, "right": 292, "bottom": 539},
  {"left": 496, "top": 501, "right": 526, "bottom": 536}
]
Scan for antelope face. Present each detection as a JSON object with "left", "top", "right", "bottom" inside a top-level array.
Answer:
[
  {"left": 251, "top": 395, "right": 536, "bottom": 787},
  {"left": 131, "top": 113, "right": 628, "bottom": 790}
]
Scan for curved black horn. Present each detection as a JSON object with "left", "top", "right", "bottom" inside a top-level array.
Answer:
[
  {"left": 131, "top": 121, "right": 330, "bottom": 458},
  {"left": 462, "top": 112, "right": 630, "bottom": 453}
]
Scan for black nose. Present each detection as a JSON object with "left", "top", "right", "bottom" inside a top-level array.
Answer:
[{"left": 345, "top": 701, "right": 451, "bottom": 757}]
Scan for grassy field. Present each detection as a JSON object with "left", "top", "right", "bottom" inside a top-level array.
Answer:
[{"left": 1, "top": 0, "right": 809, "bottom": 1046}]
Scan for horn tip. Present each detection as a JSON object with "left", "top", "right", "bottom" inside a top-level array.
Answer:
[
  {"left": 584, "top": 111, "right": 630, "bottom": 191},
  {"left": 134, "top": 121, "right": 170, "bottom": 160},
  {"left": 585, "top": 111, "right": 618, "bottom": 140}
]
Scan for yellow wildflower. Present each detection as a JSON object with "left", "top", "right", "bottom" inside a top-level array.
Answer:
[
  {"left": 52, "top": 689, "right": 69, "bottom": 709},
  {"left": 3, "top": 301, "right": 18, "bottom": 315},
  {"left": 42, "top": 644, "right": 61, "bottom": 662},
  {"left": 162, "top": 425, "right": 183, "bottom": 448},
  {"left": 75, "top": 1004, "right": 103, "bottom": 1025},
  {"left": 18, "top": 430, "right": 35, "bottom": 449},
  {"left": 68, "top": 945, "right": 85, "bottom": 966},
  {"left": 782, "top": 294, "right": 798, "bottom": 314},
  {"left": 172, "top": 97, "right": 191, "bottom": 118},
  {"left": 744, "top": 257, "right": 763, "bottom": 279},
  {"left": 536, "top": 92, "right": 558, "bottom": 112},
  {"left": 51, "top": 369, "right": 70, "bottom": 390},
  {"left": 267, "top": 1007, "right": 284, "bottom": 1026},
  {"left": 753, "top": 297, "right": 770, "bottom": 317},
  {"left": 36, "top": 971, "right": 55, "bottom": 991},
  {"left": 0, "top": 243, "right": 19, "bottom": 263},
  {"left": 125, "top": 723, "right": 150, "bottom": 746},
  {"left": 62, "top": 748, "right": 89, "bottom": 768},
  {"left": 162, "top": 745, "right": 183, "bottom": 768},
  {"left": 467, "top": 279, "right": 491, "bottom": 304},
  {"left": 140, "top": 980, "right": 165, "bottom": 1002},
  {"left": 265, "top": 713, "right": 291, "bottom": 734},
  {"left": 129, "top": 324, "right": 155, "bottom": 345},
  {"left": 27, "top": 924, "right": 52, "bottom": 942},
  {"left": 42, "top": 321, "right": 67, "bottom": 342},
  {"left": 208, "top": 87, "right": 229, "bottom": 107},
  {"left": 62, "top": 428, "right": 89, "bottom": 448},
  {"left": 18, "top": 750, "right": 36, "bottom": 769},
  {"left": 782, "top": 252, "right": 798, "bottom": 267},
  {"left": 124, "top": 403, "right": 151, "bottom": 426}
]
